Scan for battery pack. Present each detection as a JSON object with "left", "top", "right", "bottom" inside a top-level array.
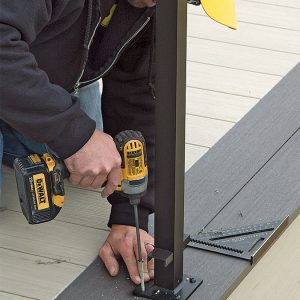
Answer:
[{"left": 13, "top": 155, "right": 60, "bottom": 224}]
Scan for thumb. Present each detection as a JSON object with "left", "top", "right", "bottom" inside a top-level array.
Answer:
[{"left": 99, "top": 241, "right": 119, "bottom": 276}]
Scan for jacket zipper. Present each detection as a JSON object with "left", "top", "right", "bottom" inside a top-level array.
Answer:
[
  {"left": 74, "top": 15, "right": 102, "bottom": 95},
  {"left": 77, "top": 17, "right": 151, "bottom": 88}
]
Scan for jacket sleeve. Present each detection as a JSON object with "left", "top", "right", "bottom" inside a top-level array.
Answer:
[
  {"left": 102, "top": 21, "right": 155, "bottom": 232},
  {"left": 0, "top": 0, "right": 95, "bottom": 159}
]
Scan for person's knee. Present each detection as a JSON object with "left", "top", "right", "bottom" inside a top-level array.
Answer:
[
  {"left": 0, "top": 121, "right": 34, "bottom": 167},
  {"left": 78, "top": 81, "right": 103, "bottom": 131}
]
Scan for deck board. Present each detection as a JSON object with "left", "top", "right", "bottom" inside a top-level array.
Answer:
[
  {"left": 186, "top": 114, "right": 234, "bottom": 147},
  {"left": 0, "top": 210, "right": 108, "bottom": 266},
  {"left": 0, "top": 248, "right": 84, "bottom": 300},
  {"left": 187, "top": 37, "right": 300, "bottom": 76},
  {"left": 185, "top": 144, "right": 208, "bottom": 171},
  {"left": 188, "top": 16, "right": 300, "bottom": 54},
  {"left": 187, "top": 88, "right": 258, "bottom": 123},
  {"left": 244, "top": 0, "right": 300, "bottom": 9},
  {"left": 0, "top": 292, "right": 37, "bottom": 300},
  {"left": 187, "top": 62, "right": 281, "bottom": 98}
]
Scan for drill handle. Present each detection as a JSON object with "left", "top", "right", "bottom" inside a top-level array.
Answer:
[
  {"left": 42, "top": 153, "right": 69, "bottom": 197},
  {"left": 54, "top": 155, "right": 70, "bottom": 179}
]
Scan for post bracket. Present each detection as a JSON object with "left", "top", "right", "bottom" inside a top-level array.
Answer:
[
  {"left": 148, "top": 248, "right": 174, "bottom": 268},
  {"left": 133, "top": 274, "right": 203, "bottom": 300},
  {"left": 148, "top": 234, "right": 191, "bottom": 267}
]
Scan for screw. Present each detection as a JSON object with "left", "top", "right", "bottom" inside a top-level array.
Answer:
[
  {"left": 153, "top": 289, "right": 160, "bottom": 295},
  {"left": 189, "top": 277, "right": 196, "bottom": 283}
]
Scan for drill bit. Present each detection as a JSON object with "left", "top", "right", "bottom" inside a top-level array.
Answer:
[{"left": 133, "top": 203, "right": 145, "bottom": 292}]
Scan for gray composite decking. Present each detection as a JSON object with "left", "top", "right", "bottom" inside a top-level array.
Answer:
[{"left": 56, "top": 63, "right": 300, "bottom": 299}]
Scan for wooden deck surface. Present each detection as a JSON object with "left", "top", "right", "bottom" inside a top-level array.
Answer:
[{"left": 1, "top": 0, "right": 300, "bottom": 299}]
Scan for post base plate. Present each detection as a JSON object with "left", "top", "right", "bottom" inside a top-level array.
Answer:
[{"left": 133, "top": 274, "right": 202, "bottom": 300}]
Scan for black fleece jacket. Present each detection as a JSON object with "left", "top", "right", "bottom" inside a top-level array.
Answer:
[{"left": 0, "top": 0, "right": 155, "bottom": 231}]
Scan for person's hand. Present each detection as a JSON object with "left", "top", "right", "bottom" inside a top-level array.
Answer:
[
  {"left": 99, "top": 224, "right": 155, "bottom": 284},
  {"left": 64, "top": 129, "right": 121, "bottom": 198}
]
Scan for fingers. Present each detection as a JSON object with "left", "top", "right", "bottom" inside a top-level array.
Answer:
[
  {"left": 69, "top": 174, "right": 104, "bottom": 189},
  {"left": 68, "top": 173, "right": 82, "bottom": 186},
  {"left": 148, "top": 258, "right": 154, "bottom": 279},
  {"left": 100, "top": 225, "right": 155, "bottom": 285},
  {"left": 133, "top": 240, "right": 150, "bottom": 282},
  {"left": 99, "top": 237, "right": 154, "bottom": 283},
  {"left": 68, "top": 170, "right": 117, "bottom": 192},
  {"left": 145, "top": 243, "right": 155, "bottom": 279},
  {"left": 91, "top": 173, "right": 107, "bottom": 190},
  {"left": 101, "top": 167, "right": 121, "bottom": 198},
  {"left": 119, "top": 238, "right": 142, "bottom": 285},
  {"left": 78, "top": 175, "right": 95, "bottom": 188},
  {"left": 99, "top": 241, "right": 119, "bottom": 277},
  {"left": 144, "top": 242, "right": 155, "bottom": 256},
  {"left": 64, "top": 129, "right": 122, "bottom": 193}
]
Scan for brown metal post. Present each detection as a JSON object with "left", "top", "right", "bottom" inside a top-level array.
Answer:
[{"left": 154, "top": 0, "right": 187, "bottom": 289}]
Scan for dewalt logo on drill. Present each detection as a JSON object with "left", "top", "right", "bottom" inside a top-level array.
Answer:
[{"left": 33, "top": 174, "right": 49, "bottom": 210}]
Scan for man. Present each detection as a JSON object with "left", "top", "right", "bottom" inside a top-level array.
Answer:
[
  {"left": 0, "top": 0, "right": 236, "bottom": 287},
  {"left": 0, "top": 0, "right": 156, "bottom": 285}
]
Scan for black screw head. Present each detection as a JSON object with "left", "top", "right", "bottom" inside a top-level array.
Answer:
[
  {"left": 189, "top": 277, "right": 196, "bottom": 284},
  {"left": 152, "top": 289, "right": 161, "bottom": 295}
]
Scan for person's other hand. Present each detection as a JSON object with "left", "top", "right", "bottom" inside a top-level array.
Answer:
[
  {"left": 64, "top": 129, "right": 121, "bottom": 198},
  {"left": 99, "top": 224, "right": 155, "bottom": 284}
]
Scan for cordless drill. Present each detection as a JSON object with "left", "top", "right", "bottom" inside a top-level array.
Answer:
[{"left": 13, "top": 130, "right": 148, "bottom": 290}]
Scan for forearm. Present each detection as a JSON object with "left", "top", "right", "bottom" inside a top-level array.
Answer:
[{"left": 0, "top": 1, "right": 95, "bottom": 158}]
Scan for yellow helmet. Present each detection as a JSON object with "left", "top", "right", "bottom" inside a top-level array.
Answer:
[{"left": 190, "top": 0, "right": 237, "bottom": 30}]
